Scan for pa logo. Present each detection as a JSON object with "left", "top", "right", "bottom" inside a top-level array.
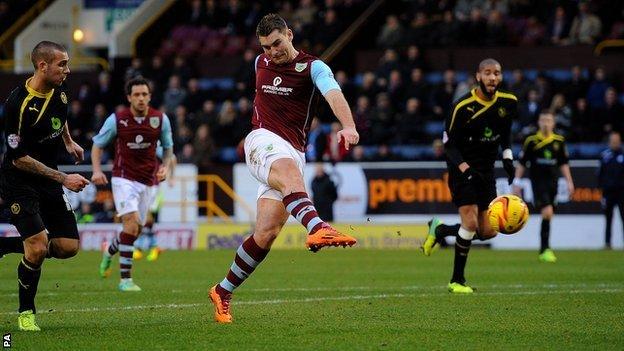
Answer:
[{"left": 3, "top": 333, "right": 11, "bottom": 348}]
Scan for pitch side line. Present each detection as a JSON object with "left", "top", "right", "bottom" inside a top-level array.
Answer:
[
  {"left": 2, "top": 282, "right": 623, "bottom": 298},
  {"left": 0, "top": 288, "right": 622, "bottom": 316}
]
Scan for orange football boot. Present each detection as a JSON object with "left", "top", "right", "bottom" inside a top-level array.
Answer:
[
  {"left": 209, "top": 285, "right": 233, "bottom": 324},
  {"left": 305, "top": 226, "right": 357, "bottom": 252}
]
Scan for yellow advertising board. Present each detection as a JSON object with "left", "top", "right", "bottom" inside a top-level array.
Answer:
[{"left": 196, "top": 223, "right": 428, "bottom": 250}]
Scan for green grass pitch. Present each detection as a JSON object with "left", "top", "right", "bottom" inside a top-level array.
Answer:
[{"left": 1, "top": 249, "right": 623, "bottom": 350}]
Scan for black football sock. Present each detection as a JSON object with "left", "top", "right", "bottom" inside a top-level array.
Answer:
[
  {"left": 451, "top": 228, "right": 474, "bottom": 284},
  {"left": 435, "top": 224, "right": 460, "bottom": 240},
  {"left": 0, "top": 236, "right": 24, "bottom": 256},
  {"left": 18, "top": 257, "right": 42, "bottom": 313},
  {"left": 540, "top": 219, "right": 550, "bottom": 253}
]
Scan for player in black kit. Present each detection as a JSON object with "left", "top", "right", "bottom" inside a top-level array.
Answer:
[
  {"left": 0, "top": 41, "right": 89, "bottom": 331},
  {"left": 513, "top": 111, "right": 574, "bottom": 263},
  {"left": 422, "top": 58, "right": 518, "bottom": 294}
]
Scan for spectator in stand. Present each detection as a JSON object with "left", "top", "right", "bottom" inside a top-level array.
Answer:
[
  {"left": 179, "top": 143, "right": 195, "bottom": 163},
  {"left": 183, "top": 78, "right": 205, "bottom": 114},
  {"left": 508, "top": 69, "right": 533, "bottom": 100},
  {"left": 587, "top": 67, "right": 611, "bottom": 109},
  {"left": 405, "top": 68, "right": 430, "bottom": 107},
  {"left": 549, "top": 93, "right": 573, "bottom": 137},
  {"left": 94, "top": 198, "right": 116, "bottom": 223},
  {"left": 352, "top": 96, "right": 371, "bottom": 145},
  {"left": 292, "top": 0, "right": 318, "bottom": 28},
  {"left": 483, "top": 0, "right": 509, "bottom": 15},
  {"left": 431, "top": 138, "right": 445, "bottom": 161},
  {"left": 370, "top": 144, "right": 402, "bottom": 161},
  {"left": 369, "top": 93, "right": 395, "bottom": 145},
  {"left": 462, "top": 8, "right": 487, "bottom": 46},
  {"left": 455, "top": 0, "right": 485, "bottom": 22},
  {"left": 375, "top": 49, "right": 402, "bottom": 83},
  {"left": 358, "top": 71, "right": 380, "bottom": 102},
  {"left": 519, "top": 16, "right": 546, "bottom": 45},
  {"left": 314, "top": 8, "right": 343, "bottom": 52},
  {"left": 232, "top": 97, "right": 252, "bottom": 144},
  {"left": 342, "top": 145, "right": 368, "bottom": 162},
  {"left": 431, "top": 69, "right": 457, "bottom": 119},
  {"left": 310, "top": 163, "right": 338, "bottom": 222},
  {"left": 92, "top": 103, "right": 109, "bottom": 131},
  {"left": 403, "top": 45, "right": 427, "bottom": 73},
  {"left": 204, "top": 0, "right": 223, "bottom": 29},
  {"left": 198, "top": 99, "right": 218, "bottom": 127},
  {"left": 95, "top": 71, "right": 116, "bottom": 112},
  {"left": 234, "top": 49, "right": 257, "bottom": 98},
  {"left": 387, "top": 69, "right": 406, "bottom": 108},
  {"left": 163, "top": 75, "right": 187, "bottom": 116},
  {"left": 435, "top": 10, "right": 460, "bottom": 46},
  {"left": 335, "top": 70, "right": 356, "bottom": 104},
  {"left": 517, "top": 89, "right": 541, "bottom": 139},
  {"left": 193, "top": 124, "right": 216, "bottom": 171},
  {"left": 213, "top": 100, "right": 237, "bottom": 147},
  {"left": 485, "top": 10, "right": 508, "bottom": 46},
  {"left": 174, "top": 124, "right": 193, "bottom": 153},
  {"left": 223, "top": 0, "right": 246, "bottom": 35},
  {"left": 125, "top": 58, "right": 145, "bottom": 81},
  {"left": 396, "top": 98, "right": 427, "bottom": 144},
  {"left": 598, "top": 131, "right": 624, "bottom": 249},
  {"left": 570, "top": 98, "right": 593, "bottom": 141},
  {"left": 534, "top": 73, "right": 553, "bottom": 107},
  {"left": 599, "top": 88, "right": 624, "bottom": 134},
  {"left": 548, "top": 6, "right": 571, "bottom": 45},
  {"left": 405, "top": 12, "right": 432, "bottom": 48},
  {"left": 188, "top": 0, "right": 205, "bottom": 26},
  {"left": 146, "top": 56, "right": 169, "bottom": 94},
  {"left": 563, "top": 66, "right": 589, "bottom": 102},
  {"left": 377, "top": 14, "right": 405, "bottom": 49},
  {"left": 324, "top": 122, "right": 350, "bottom": 163},
  {"left": 568, "top": 1, "right": 603, "bottom": 44},
  {"left": 305, "top": 117, "right": 327, "bottom": 162},
  {"left": 171, "top": 56, "right": 193, "bottom": 84}
]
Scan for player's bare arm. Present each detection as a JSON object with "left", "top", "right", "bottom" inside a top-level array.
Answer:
[
  {"left": 13, "top": 155, "right": 88, "bottom": 192},
  {"left": 156, "top": 148, "right": 173, "bottom": 181},
  {"left": 324, "top": 89, "right": 359, "bottom": 150},
  {"left": 560, "top": 164, "right": 575, "bottom": 194},
  {"left": 90, "top": 145, "right": 108, "bottom": 185},
  {"left": 62, "top": 122, "right": 84, "bottom": 163}
]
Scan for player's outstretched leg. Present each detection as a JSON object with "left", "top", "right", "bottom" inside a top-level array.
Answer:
[
  {"left": 99, "top": 235, "right": 119, "bottom": 278},
  {"left": 282, "top": 192, "right": 356, "bottom": 252},
  {"left": 422, "top": 219, "right": 460, "bottom": 256},
  {"left": 209, "top": 235, "right": 269, "bottom": 323},
  {"left": 448, "top": 226, "right": 475, "bottom": 294},
  {"left": 0, "top": 236, "right": 25, "bottom": 258},
  {"left": 118, "top": 232, "right": 141, "bottom": 291}
]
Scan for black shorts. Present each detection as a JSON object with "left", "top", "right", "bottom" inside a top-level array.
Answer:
[
  {"left": 448, "top": 168, "right": 497, "bottom": 212},
  {"left": 531, "top": 179, "right": 558, "bottom": 210},
  {"left": 0, "top": 170, "right": 78, "bottom": 240}
]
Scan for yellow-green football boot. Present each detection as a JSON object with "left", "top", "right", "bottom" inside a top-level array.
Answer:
[
  {"left": 18, "top": 310, "right": 41, "bottom": 331},
  {"left": 539, "top": 249, "right": 557, "bottom": 263},
  {"left": 448, "top": 282, "right": 474, "bottom": 294},
  {"left": 422, "top": 217, "right": 442, "bottom": 256}
]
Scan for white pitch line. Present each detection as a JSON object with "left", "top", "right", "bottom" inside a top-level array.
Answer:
[
  {"left": 0, "top": 288, "right": 622, "bottom": 316},
  {"left": 3, "top": 282, "right": 623, "bottom": 298}
]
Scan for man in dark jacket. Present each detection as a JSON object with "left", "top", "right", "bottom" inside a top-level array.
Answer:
[
  {"left": 598, "top": 131, "right": 624, "bottom": 249},
  {"left": 311, "top": 163, "right": 338, "bottom": 222}
]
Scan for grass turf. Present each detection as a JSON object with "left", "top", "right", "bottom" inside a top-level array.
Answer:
[{"left": 1, "top": 249, "right": 623, "bottom": 350}]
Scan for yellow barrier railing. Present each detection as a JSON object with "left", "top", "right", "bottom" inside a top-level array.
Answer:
[
  {"left": 160, "top": 174, "right": 255, "bottom": 223},
  {"left": 594, "top": 39, "right": 624, "bottom": 56}
]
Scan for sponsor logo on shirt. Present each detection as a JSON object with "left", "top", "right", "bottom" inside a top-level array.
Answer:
[
  {"left": 261, "top": 76, "right": 293, "bottom": 96},
  {"left": 126, "top": 134, "right": 152, "bottom": 149}
]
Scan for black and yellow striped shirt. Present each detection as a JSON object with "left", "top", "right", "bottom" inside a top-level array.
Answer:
[
  {"left": 444, "top": 88, "right": 518, "bottom": 170},
  {"left": 1, "top": 78, "right": 70, "bottom": 174},
  {"left": 520, "top": 131, "right": 569, "bottom": 181}
]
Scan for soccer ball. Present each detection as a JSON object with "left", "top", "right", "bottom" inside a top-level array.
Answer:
[{"left": 487, "top": 194, "right": 529, "bottom": 235}]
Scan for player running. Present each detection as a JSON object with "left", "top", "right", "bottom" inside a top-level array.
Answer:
[
  {"left": 513, "top": 111, "right": 574, "bottom": 262},
  {"left": 91, "top": 77, "right": 174, "bottom": 291},
  {"left": 208, "top": 13, "right": 359, "bottom": 323},
  {"left": 422, "top": 58, "right": 518, "bottom": 293}
]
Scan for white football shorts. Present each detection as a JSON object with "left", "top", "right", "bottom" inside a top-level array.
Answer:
[
  {"left": 244, "top": 128, "right": 306, "bottom": 200},
  {"left": 111, "top": 177, "right": 158, "bottom": 225}
]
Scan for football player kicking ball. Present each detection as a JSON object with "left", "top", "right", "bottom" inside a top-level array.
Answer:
[
  {"left": 422, "top": 59, "right": 518, "bottom": 293},
  {"left": 208, "top": 13, "right": 359, "bottom": 323}
]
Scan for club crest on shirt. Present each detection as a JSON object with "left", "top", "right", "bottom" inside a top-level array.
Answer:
[
  {"left": 10, "top": 203, "right": 20, "bottom": 214},
  {"left": 7, "top": 134, "right": 19, "bottom": 149},
  {"left": 150, "top": 117, "right": 160, "bottom": 128},
  {"left": 295, "top": 62, "right": 308, "bottom": 72},
  {"left": 60, "top": 92, "right": 68, "bottom": 104},
  {"left": 498, "top": 107, "right": 506, "bottom": 117}
]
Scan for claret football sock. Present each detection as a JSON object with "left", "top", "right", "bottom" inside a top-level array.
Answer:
[
  {"left": 216, "top": 235, "right": 269, "bottom": 297},
  {"left": 119, "top": 232, "right": 137, "bottom": 279},
  {"left": 283, "top": 192, "right": 329, "bottom": 235}
]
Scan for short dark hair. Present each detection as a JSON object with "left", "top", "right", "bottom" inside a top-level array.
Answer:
[
  {"left": 31, "top": 41, "right": 67, "bottom": 69},
  {"left": 125, "top": 76, "right": 151, "bottom": 95},
  {"left": 256, "top": 13, "right": 287, "bottom": 37},
  {"left": 478, "top": 58, "right": 501, "bottom": 72}
]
